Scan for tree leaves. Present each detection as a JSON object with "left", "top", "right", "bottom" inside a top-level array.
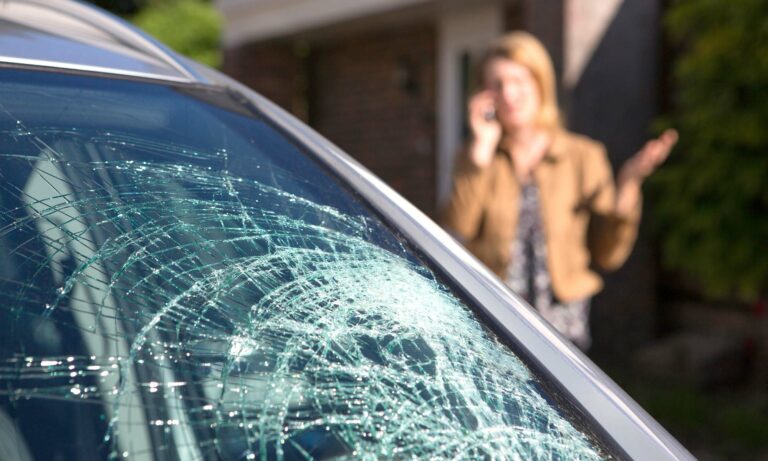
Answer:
[
  {"left": 651, "top": 0, "right": 768, "bottom": 299},
  {"left": 132, "top": 0, "right": 222, "bottom": 69}
]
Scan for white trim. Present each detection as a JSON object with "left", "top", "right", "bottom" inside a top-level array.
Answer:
[
  {"left": 436, "top": 3, "right": 503, "bottom": 206},
  {"left": 216, "top": 0, "right": 431, "bottom": 47},
  {"left": 0, "top": 57, "right": 192, "bottom": 83}
]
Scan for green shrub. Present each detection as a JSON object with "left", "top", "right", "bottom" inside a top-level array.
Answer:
[
  {"left": 651, "top": 0, "right": 768, "bottom": 299},
  {"left": 132, "top": 0, "right": 222, "bottom": 69}
]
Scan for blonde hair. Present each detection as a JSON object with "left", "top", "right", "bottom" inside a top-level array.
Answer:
[{"left": 480, "top": 31, "right": 562, "bottom": 131}]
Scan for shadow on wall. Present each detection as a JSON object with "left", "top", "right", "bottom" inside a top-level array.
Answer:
[{"left": 559, "top": 0, "right": 662, "bottom": 362}]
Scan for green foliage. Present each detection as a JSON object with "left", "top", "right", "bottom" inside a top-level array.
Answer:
[
  {"left": 651, "top": 0, "right": 768, "bottom": 299},
  {"left": 132, "top": 0, "right": 221, "bottom": 68}
]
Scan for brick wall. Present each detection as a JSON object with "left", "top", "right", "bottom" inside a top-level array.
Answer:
[
  {"left": 505, "top": 1, "right": 525, "bottom": 31},
  {"left": 224, "top": 25, "right": 436, "bottom": 214},
  {"left": 223, "top": 24, "right": 437, "bottom": 216},
  {"left": 223, "top": 41, "right": 302, "bottom": 119},
  {"left": 311, "top": 24, "right": 437, "bottom": 215}
]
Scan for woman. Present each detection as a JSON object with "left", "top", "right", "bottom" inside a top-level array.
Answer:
[{"left": 440, "top": 31, "right": 677, "bottom": 349}]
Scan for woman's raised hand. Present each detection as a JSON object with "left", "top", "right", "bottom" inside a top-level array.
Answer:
[
  {"left": 467, "top": 90, "right": 502, "bottom": 168},
  {"left": 615, "top": 129, "right": 678, "bottom": 217},
  {"left": 619, "top": 129, "right": 679, "bottom": 184}
]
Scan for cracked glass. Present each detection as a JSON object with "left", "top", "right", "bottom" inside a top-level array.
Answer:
[{"left": 0, "top": 68, "right": 619, "bottom": 460}]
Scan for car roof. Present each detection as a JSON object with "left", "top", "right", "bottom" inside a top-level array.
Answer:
[{"left": 0, "top": 0, "right": 205, "bottom": 83}]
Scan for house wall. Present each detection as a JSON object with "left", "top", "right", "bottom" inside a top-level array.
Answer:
[
  {"left": 222, "top": 41, "right": 303, "bottom": 117},
  {"left": 223, "top": 23, "right": 438, "bottom": 216},
  {"left": 311, "top": 24, "right": 437, "bottom": 215}
]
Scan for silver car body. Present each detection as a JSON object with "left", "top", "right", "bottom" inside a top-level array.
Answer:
[{"left": 0, "top": 1, "right": 693, "bottom": 460}]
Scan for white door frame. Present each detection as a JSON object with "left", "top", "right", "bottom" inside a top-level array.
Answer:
[{"left": 436, "top": 2, "right": 503, "bottom": 207}]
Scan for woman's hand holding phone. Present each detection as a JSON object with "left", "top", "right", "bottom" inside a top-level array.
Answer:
[{"left": 468, "top": 90, "right": 502, "bottom": 168}]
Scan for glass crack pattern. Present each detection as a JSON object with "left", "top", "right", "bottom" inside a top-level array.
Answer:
[{"left": 0, "top": 69, "right": 614, "bottom": 460}]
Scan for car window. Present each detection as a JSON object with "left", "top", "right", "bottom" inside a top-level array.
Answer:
[{"left": 0, "top": 68, "right": 619, "bottom": 460}]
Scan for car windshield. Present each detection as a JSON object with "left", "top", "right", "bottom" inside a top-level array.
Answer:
[{"left": 0, "top": 68, "right": 618, "bottom": 460}]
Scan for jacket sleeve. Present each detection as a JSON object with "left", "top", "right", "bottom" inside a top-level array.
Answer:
[
  {"left": 583, "top": 142, "right": 642, "bottom": 271},
  {"left": 438, "top": 146, "right": 493, "bottom": 241}
]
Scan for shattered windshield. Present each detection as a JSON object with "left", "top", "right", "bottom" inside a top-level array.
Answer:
[{"left": 0, "top": 69, "right": 618, "bottom": 460}]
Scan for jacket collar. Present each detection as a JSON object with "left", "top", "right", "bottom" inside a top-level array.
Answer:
[
  {"left": 546, "top": 129, "right": 569, "bottom": 162},
  {"left": 498, "top": 128, "right": 567, "bottom": 163}
]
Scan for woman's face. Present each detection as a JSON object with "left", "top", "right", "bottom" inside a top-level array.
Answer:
[{"left": 483, "top": 57, "right": 541, "bottom": 131}]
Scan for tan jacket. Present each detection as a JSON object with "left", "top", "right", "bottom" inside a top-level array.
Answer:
[{"left": 440, "top": 129, "right": 641, "bottom": 302}]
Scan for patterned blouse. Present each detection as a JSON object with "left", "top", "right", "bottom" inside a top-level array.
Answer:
[{"left": 505, "top": 181, "right": 592, "bottom": 350}]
